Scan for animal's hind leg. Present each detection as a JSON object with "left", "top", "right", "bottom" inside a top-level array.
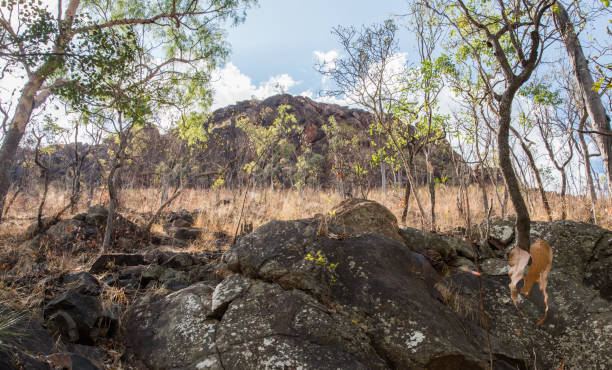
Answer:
[{"left": 536, "top": 277, "right": 549, "bottom": 326}]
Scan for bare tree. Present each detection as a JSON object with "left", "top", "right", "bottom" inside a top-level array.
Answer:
[{"left": 317, "top": 19, "right": 429, "bottom": 226}]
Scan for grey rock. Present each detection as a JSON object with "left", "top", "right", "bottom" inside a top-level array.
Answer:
[
  {"left": 170, "top": 227, "right": 203, "bottom": 241},
  {"left": 330, "top": 198, "right": 404, "bottom": 243},
  {"left": 124, "top": 282, "right": 219, "bottom": 370},
  {"left": 210, "top": 274, "right": 251, "bottom": 317},
  {"left": 401, "top": 227, "right": 476, "bottom": 260},
  {"left": 89, "top": 253, "right": 146, "bottom": 274},
  {"left": 44, "top": 273, "right": 118, "bottom": 344},
  {"left": 485, "top": 218, "right": 515, "bottom": 248},
  {"left": 480, "top": 258, "right": 510, "bottom": 276},
  {"left": 222, "top": 218, "right": 491, "bottom": 368},
  {"left": 85, "top": 205, "right": 108, "bottom": 225},
  {"left": 123, "top": 217, "right": 611, "bottom": 369}
]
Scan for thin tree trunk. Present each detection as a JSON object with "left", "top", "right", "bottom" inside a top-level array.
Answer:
[
  {"left": 498, "top": 90, "right": 531, "bottom": 252},
  {"left": 511, "top": 127, "right": 553, "bottom": 221},
  {"left": 102, "top": 159, "right": 120, "bottom": 251},
  {"left": 1, "top": 185, "right": 22, "bottom": 221},
  {"left": 146, "top": 186, "right": 185, "bottom": 235},
  {"left": 501, "top": 175, "right": 509, "bottom": 218},
  {"left": 560, "top": 171, "right": 568, "bottom": 220},
  {"left": 0, "top": 76, "right": 47, "bottom": 220},
  {"left": 554, "top": 2, "right": 612, "bottom": 196},
  {"left": 381, "top": 164, "right": 387, "bottom": 195},
  {"left": 425, "top": 151, "right": 436, "bottom": 231},
  {"left": 577, "top": 110, "right": 598, "bottom": 223},
  {"left": 34, "top": 138, "right": 50, "bottom": 230},
  {"left": 401, "top": 176, "right": 412, "bottom": 224}
]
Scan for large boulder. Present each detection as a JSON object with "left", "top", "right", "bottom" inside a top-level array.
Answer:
[
  {"left": 126, "top": 218, "right": 505, "bottom": 368},
  {"left": 123, "top": 217, "right": 611, "bottom": 369},
  {"left": 529, "top": 220, "right": 612, "bottom": 300},
  {"left": 400, "top": 226, "right": 478, "bottom": 270},
  {"left": 329, "top": 198, "right": 404, "bottom": 243}
]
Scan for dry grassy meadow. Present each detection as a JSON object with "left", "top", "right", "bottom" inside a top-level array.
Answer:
[{"left": 2, "top": 185, "right": 610, "bottom": 245}]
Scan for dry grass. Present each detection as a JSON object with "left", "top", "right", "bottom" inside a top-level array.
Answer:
[{"left": 2, "top": 185, "right": 611, "bottom": 242}]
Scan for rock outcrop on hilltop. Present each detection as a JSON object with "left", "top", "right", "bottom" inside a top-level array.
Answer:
[
  {"left": 2, "top": 201, "right": 610, "bottom": 369},
  {"left": 11, "top": 94, "right": 458, "bottom": 191}
]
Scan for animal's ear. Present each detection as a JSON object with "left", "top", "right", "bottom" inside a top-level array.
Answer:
[{"left": 508, "top": 247, "right": 530, "bottom": 311}]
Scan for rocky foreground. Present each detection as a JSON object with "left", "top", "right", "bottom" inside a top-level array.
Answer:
[{"left": 0, "top": 199, "right": 610, "bottom": 369}]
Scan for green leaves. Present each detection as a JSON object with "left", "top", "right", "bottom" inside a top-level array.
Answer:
[{"left": 519, "top": 82, "right": 562, "bottom": 106}]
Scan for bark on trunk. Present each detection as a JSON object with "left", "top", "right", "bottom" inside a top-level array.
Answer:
[
  {"left": 102, "top": 161, "right": 120, "bottom": 252},
  {"left": 499, "top": 91, "right": 532, "bottom": 251},
  {"left": 554, "top": 2, "right": 612, "bottom": 195},
  {"left": 578, "top": 122, "right": 598, "bottom": 223},
  {"left": 381, "top": 164, "right": 386, "bottom": 195},
  {"left": 400, "top": 174, "right": 412, "bottom": 224},
  {"left": 0, "top": 77, "right": 46, "bottom": 222},
  {"left": 425, "top": 151, "right": 436, "bottom": 231}
]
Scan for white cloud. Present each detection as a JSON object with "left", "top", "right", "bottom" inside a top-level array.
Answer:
[
  {"left": 210, "top": 62, "right": 299, "bottom": 110},
  {"left": 314, "top": 50, "right": 338, "bottom": 83}
]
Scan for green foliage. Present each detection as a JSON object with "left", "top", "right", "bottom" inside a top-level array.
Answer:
[
  {"left": 304, "top": 250, "right": 339, "bottom": 283},
  {"left": 178, "top": 112, "right": 212, "bottom": 146},
  {"left": 237, "top": 105, "right": 299, "bottom": 179},
  {"left": 323, "top": 116, "right": 373, "bottom": 192},
  {"left": 519, "top": 83, "right": 562, "bottom": 106}
]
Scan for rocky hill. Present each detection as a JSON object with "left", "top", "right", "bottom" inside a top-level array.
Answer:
[
  {"left": 201, "top": 94, "right": 457, "bottom": 189},
  {"left": 11, "top": 94, "right": 458, "bottom": 192}
]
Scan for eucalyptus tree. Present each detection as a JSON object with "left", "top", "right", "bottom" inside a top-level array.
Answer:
[
  {"left": 553, "top": 1, "right": 612, "bottom": 195},
  {"left": 428, "top": 0, "right": 555, "bottom": 251},
  {"left": 0, "top": 0, "right": 255, "bottom": 221}
]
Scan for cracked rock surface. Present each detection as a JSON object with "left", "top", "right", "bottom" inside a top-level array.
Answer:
[{"left": 124, "top": 216, "right": 611, "bottom": 369}]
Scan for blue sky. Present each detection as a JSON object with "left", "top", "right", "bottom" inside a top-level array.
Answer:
[{"left": 210, "top": 0, "right": 413, "bottom": 108}]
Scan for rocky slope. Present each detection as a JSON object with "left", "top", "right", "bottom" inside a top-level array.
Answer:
[{"left": 1, "top": 201, "right": 610, "bottom": 369}]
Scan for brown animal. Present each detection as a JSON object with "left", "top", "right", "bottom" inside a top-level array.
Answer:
[{"left": 508, "top": 239, "right": 553, "bottom": 326}]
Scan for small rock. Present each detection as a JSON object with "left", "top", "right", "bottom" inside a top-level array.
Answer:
[
  {"left": 171, "top": 227, "right": 203, "bottom": 241},
  {"left": 210, "top": 274, "right": 251, "bottom": 317},
  {"left": 90, "top": 254, "right": 145, "bottom": 274},
  {"left": 85, "top": 205, "right": 108, "bottom": 225}
]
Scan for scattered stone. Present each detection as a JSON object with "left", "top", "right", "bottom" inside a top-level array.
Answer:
[
  {"left": 169, "top": 227, "right": 203, "bottom": 241},
  {"left": 85, "top": 205, "right": 108, "bottom": 225},
  {"left": 486, "top": 218, "right": 516, "bottom": 248},
  {"left": 44, "top": 273, "right": 118, "bottom": 344},
  {"left": 89, "top": 254, "right": 145, "bottom": 274}
]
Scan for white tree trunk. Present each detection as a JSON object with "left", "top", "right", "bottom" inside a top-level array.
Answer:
[{"left": 554, "top": 3, "right": 612, "bottom": 195}]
